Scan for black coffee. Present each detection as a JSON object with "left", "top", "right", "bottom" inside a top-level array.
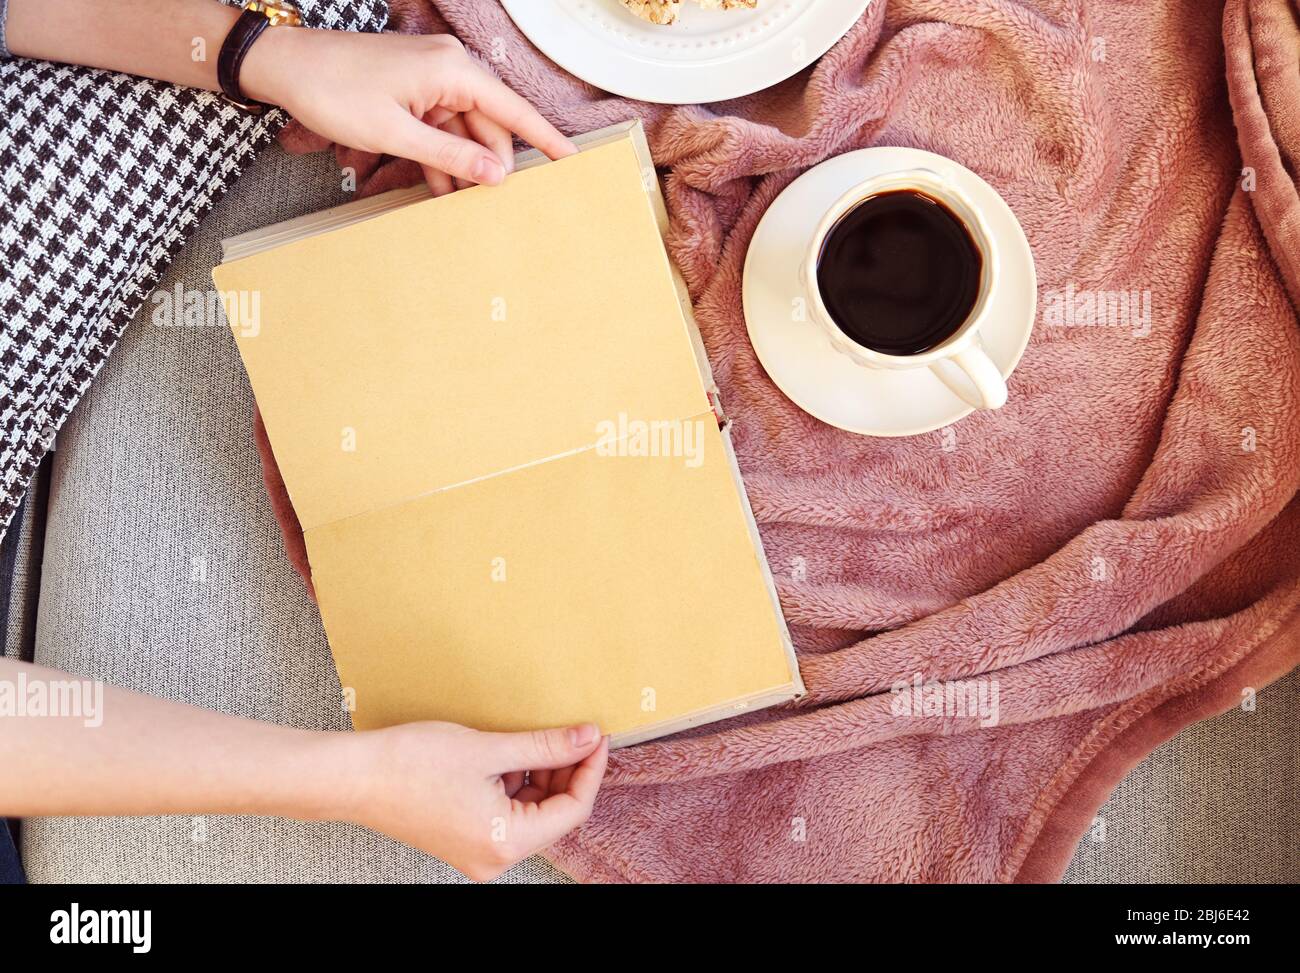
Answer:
[{"left": 816, "top": 189, "right": 982, "bottom": 356}]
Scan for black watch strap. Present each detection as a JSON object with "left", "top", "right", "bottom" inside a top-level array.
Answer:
[{"left": 218, "top": 9, "right": 274, "bottom": 113}]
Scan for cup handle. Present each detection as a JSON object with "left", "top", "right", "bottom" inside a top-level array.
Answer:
[{"left": 930, "top": 344, "right": 1007, "bottom": 410}]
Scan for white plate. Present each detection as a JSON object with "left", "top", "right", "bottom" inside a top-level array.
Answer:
[
  {"left": 501, "top": 0, "right": 873, "bottom": 105},
  {"left": 742, "top": 147, "right": 1037, "bottom": 437}
]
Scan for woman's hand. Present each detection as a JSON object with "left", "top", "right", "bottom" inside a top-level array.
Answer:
[
  {"left": 337, "top": 721, "right": 609, "bottom": 881},
  {"left": 1, "top": 659, "right": 606, "bottom": 884},
  {"left": 7, "top": 0, "right": 567, "bottom": 194},
  {"left": 242, "top": 28, "right": 577, "bottom": 194}
]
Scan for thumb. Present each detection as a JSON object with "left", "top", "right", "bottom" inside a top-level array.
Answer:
[
  {"left": 386, "top": 107, "right": 507, "bottom": 186},
  {"left": 484, "top": 723, "right": 603, "bottom": 772}
]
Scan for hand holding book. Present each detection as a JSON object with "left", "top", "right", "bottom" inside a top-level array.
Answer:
[
  {"left": 0, "top": 659, "right": 608, "bottom": 882},
  {"left": 241, "top": 28, "right": 579, "bottom": 192},
  {"left": 3, "top": 0, "right": 577, "bottom": 194},
  {"left": 342, "top": 721, "right": 609, "bottom": 882}
]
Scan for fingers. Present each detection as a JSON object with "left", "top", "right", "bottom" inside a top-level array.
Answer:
[
  {"left": 389, "top": 38, "right": 574, "bottom": 188},
  {"left": 419, "top": 144, "right": 455, "bottom": 197},
  {"left": 458, "top": 66, "right": 577, "bottom": 161},
  {"left": 423, "top": 106, "right": 457, "bottom": 128},
  {"left": 509, "top": 738, "right": 609, "bottom": 850},
  {"left": 422, "top": 166, "right": 454, "bottom": 197},
  {"left": 501, "top": 770, "right": 526, "bottom": 798},
  {"left": 419, "top": 106, "right": 457, "bottom": 194},
  {"left": 440, "top": 113, "right": 476, "bottom": 190},
  {"left": 463, "top": 108, "right": 516, "bottom": 175},
  {"left": 389, "top": 107, "right": 507, "bottom": 187},
  {"left": 510, "top": 767, "right": 550, "bottom": 805},
  {"left": 483, "top": 722, "right": 603, "bottom": 772},
  {"left": 561, "top": 737, "right": 608, "bottom": 809},
  {"left": 548, "top": 765, "right": 575, "bottom": 795},
  {"left": 474, "top": 733, "right": 608, "bottom": 879},
  {"left": 418, "top": 109, "right": 516, "bottom": 195}
]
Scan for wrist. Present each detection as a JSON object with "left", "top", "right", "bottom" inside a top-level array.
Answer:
[
  {"left": 238, "top": 21, "right": 308, "bottom": 108},
  {"left": 260, "top": 726, "right": 369, "bottom": 823}
]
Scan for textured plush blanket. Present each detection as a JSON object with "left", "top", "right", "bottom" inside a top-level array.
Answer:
[{"left": 265, "top": 0, "right": 1300, "bottom": 881}]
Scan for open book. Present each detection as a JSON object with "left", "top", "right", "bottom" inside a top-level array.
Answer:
[{"left": 213, "top": 121, "right": 804, "bottom": 747}]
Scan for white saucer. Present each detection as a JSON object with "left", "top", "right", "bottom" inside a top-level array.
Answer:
[
  {"left": 742, "top": 147, "right": 1036, "bottom": 437},
  {"left": 502, "top": 0, "right": 872, "bottom": 105}
]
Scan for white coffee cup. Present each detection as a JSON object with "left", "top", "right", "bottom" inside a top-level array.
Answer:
[{"left": 800, "top": 167, "right": 1007, "bottom": 411}]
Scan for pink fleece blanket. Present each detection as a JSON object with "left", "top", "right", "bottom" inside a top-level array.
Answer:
[{"left": 263, "top": 0, "right": 1300, "bottom": 881}]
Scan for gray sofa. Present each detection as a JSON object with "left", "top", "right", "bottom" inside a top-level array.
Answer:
[{"left": 3, "top": 145, "right": 1296, "bottom": 883}]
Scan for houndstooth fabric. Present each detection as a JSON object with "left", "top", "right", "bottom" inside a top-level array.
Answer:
[{"left": 0, "top": 0, "right": 388, "bottom": 538}]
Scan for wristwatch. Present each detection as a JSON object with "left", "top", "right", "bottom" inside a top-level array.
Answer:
[{"left": 218, "top": 0, "right": 302, "bottom": 113}]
